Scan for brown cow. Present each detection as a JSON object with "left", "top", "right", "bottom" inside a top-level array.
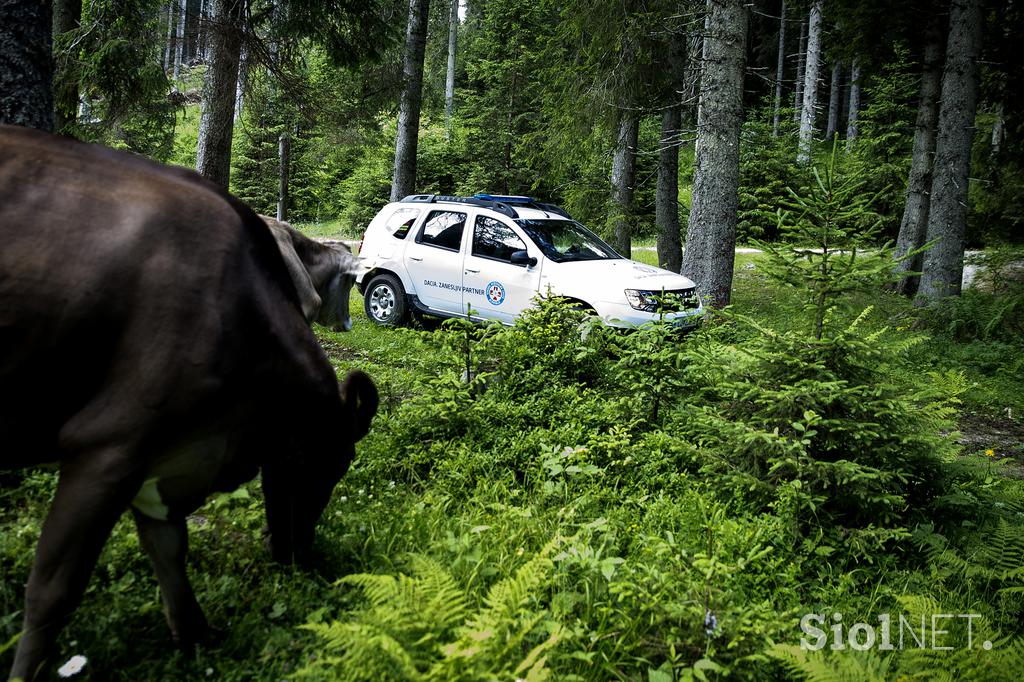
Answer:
[{"left": 0, "top": 125, "right": 377, "bottom": 681}]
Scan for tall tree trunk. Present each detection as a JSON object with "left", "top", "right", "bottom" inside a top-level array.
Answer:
[
  {"left": 196, "top": 0, "right": 207, "bottom": 62},
  {"left": 893, "top": 20, "right": 944, "bottom": 296},
  {"left": 610, "top": 113, "right": 639, "bottom": 257},
  {"left": 444, "top": 0, "right": 458, "bottom": 139},
  {"left": 845, "top": 58, "right": 861, "bottom": 149},
  {"left": 278, "top": 132, "right": 290, "bottom": 221},
  {"left": 656, "top": 30, "right": 687, "bottom": 273},
  {"left": 991, "top": 103, "right": 1005, "bottom": 163},
  {"left": 196, "top": 0, "right": 244, "bottom": 190},
  {"left": 796, "top": 0, "right": 822, "bottom": 164},
  {"left": 988, "top": 0, "right": 1011, "bottom": 167},
  {"left": 234, "top": 42, "right": 247, "bottom": 120},
  {"left": 916, "top": 0, "right": 983, "bottom": 304},
  {"left": 164, "top": 0, "right": 177, "bottom": 71},
  {"left": 184, "top": 0, "right": 199, "bottom": 63},
  {"left": 793, "top": 16, "right": 805, "bottom": 122},
  {"left": 53, "top": 0, "right": 82, "bottom": 133},
  {"left": 681, "top": 0, "right": 748, "bottom": 308},
  {"left": 174, "top": 0, "right": 187, "bottom": 79},
  {"left": 772, "top": 0, "right": 786, "bottom": 137},
  {"left": 0, "top": 0, "right": 53, "bottom": 131},
  {"left": 825, "top": 60, "right": 841, "bottom": 140},
  {"left": 390, "top": 0, "right": 430, "bottom": 201}
]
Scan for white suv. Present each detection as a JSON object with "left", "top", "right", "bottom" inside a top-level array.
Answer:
[{"left": 356, "top": 194, "right": 704, "bottom": 329}]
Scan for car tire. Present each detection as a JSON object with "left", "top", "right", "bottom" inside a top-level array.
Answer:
[{"left": 364, "top": 274, "right": 409, "bottom": 326}]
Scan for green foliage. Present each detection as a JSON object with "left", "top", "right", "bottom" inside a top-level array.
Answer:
[
  {"left": 299, "top": 546, "right": 562, "bottom": 680},
  {"left": 919, "top": 247, "right": 1024, "bottom": 344},
  {"left": 844, "top": 45, "right": 916, "bottom": 242},
  {"left": 59, "top": 0, "right": 177, "bottom": 159},
  {"left": 737, "top": 107, "right": 810, "bottom": 243},
  {"left": 679, "top": 313, "right": 961, "bottom": 544},
  {"left": 755, "top": 143, "right": 895, "bottom": 340}
]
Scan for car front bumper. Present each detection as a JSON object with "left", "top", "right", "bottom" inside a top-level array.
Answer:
[{"left": 596, "top": 301, "right": 704, "bottom": 329}]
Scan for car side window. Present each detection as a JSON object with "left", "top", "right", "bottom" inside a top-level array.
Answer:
[
  {"left": 472, "top": 216, "right": 527, "bottom": 263},
  {"left": 417, "top": 210, "right": 466, "bottom": 251},
  {"left": 386, "top": 208, "right": 420, "bottom": 240}
]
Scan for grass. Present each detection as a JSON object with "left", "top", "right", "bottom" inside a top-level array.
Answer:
[
  {"left": 3, "top": 251, "right": 1022, "bottom": 680},
  {"left": 291, "top": 219, "right": 352, "bottom": 240}
]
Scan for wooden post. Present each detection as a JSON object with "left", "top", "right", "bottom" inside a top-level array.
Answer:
[{"left": 277, "top": 132, "right": 290, "bottom": 221}]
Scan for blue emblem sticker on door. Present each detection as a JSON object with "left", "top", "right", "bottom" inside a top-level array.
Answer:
[{"left": 486, "top": 281, "right": 506, "bottom": 305}]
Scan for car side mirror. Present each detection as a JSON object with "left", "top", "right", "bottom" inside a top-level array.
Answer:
[{"left": 510, "top": 250, "right": 537, "bottom": 267}]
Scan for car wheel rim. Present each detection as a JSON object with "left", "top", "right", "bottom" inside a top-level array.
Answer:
[{"left": 369, "top": 284, "right": 396, "bottom": 322}]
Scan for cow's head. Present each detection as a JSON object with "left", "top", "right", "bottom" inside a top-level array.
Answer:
[
  {"left": 261, "top": 369, "right": 378, "bottom": 565},
  {"left": 315, "top": 245, "right": 360, "bottom": 332}
]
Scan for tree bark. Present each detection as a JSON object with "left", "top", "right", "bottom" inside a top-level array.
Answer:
[
  {"left": 893, "top": 20, "right": 944, "bottom": 296},
  {"left": 164, "top": 0, "right": 177, "bottom": 71},
  {"left": 174, "top": 0, "right": 187, "bottom": 79},
  {"left": 234, "top": 42, "right": 247, "bottom": 120},
  {"left": 390, "top": 0, "right": 431, "bottom": 201},
  {"left": 657, "top": 29, "right": 687, "bottom": 273},
  {"left": 0, "top": 0, "right": 54, "bottom": 131},
  {"left": 444, "top": 0, "right": 458, "bottom": 139},
  {"left": 916, "top": 0, "right": 983, "bottom": 304},
  {"left": 793, "top": 16, "right": 805, "bottom": 123},
  {"left": 772, "top": 0, "right": 786, "bottom": 137},
  {"left": 656, "top": 107, "right": 682, "bottom": 272},
  {"left": 825, "top": 60, "right": 841, "bottom": 140},
  {"left": 52, "top": 0, "right": 82, "bottom": 133},
  {"left": 797, "top": 0, "right": 822, "bottom": 164},
  {"left": 196, "top": 0, "right": 244, "bottom": 190},
  {"left": 991, "top": 103, "right": 1005, "bottom": 163},
  {"left": 196, "top": 0, "right": 207, "bottom": 62},
  {"left": 278, "top": 132, "right": 290, "bottom": 221},
  {"left": 610, "top": 113, "right": 639, "bottom": 257},
  {"left": 681, "top": 0, "right": 748, "bottom": 308},
  {"left": 845, "top": 58, "right": 861, "bottom": 149}
]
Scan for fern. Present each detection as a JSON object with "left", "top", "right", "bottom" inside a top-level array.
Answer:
[
  {"left": 768, "top": 643, "right": 893, "bottom": 682},
  {"left": 297, "top": 544, "right": 564, "bottom": 681}
]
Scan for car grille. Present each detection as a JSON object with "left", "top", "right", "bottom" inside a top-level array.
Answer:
[{"left": 643, "top": 288, "right": 700, "bottom": 313}]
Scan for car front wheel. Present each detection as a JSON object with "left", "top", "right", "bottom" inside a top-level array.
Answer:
[{"left": 364, "top": 274, "right": 409, "bottom": 326}]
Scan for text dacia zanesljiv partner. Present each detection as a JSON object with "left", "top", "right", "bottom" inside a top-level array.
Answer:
[{"left": 356, "top": 194, "right": 704, "bottom": 329}]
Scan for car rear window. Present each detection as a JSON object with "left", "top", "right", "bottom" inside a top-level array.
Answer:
[{"left": 385, "top": 208, "right": 421, "bottom": 240}]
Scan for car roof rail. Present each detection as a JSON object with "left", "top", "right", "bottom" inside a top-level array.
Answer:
[
  {"left": 531, "top": 201, "right": 572, "bottom": 219},
  {"left": 399, "top": 194, "right": 519, "bottom": 219},
  {"left": 473, "top": 194, "right": 572, "bottom": 220}
]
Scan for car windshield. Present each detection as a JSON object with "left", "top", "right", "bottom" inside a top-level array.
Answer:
[{"left": 514, "top": 219, "right": 622, "bottom": 263}]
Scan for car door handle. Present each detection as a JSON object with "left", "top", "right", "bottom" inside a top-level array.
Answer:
[
  {"left": 465, "top": 268, "right": 480, "bottom": 274},
  {"left": 409, "top": 256, "right": 423, "bottom": 261}
]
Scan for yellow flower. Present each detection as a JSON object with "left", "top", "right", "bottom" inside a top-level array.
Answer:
[{"left": 985, "top": 449, "right": 995, "bottom": 457}]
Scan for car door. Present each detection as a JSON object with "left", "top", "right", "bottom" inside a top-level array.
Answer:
[
  {"left": 404, "top": 209, "right": 468, "bottom": 315},
  {"left": 462, "top": 214, "right": 542, "bottom": 324}
]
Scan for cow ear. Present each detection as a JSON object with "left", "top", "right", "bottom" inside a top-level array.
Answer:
[
  {"left": 339, "top": 370, "right": 378, "bottom": 441},
  {"left": 341, "top": 252, "right": 364, "bottom": 276}
]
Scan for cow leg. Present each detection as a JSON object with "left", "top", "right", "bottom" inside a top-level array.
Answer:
[
  {"left": 131, "top": 510, "right": 209, "bottom": 646},
  {"left": 10, "top": 450, "right": 142, "bottom": 682}
]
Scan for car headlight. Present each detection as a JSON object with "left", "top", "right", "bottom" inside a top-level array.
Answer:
[
  {"left": 625, "top": 288, "right": 702, "bottom": 313},
  {"left": 625, "top": 288, "right": 659, "bottom": 311}
]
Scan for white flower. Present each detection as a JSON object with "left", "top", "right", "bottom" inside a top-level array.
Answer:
[
  {"left": 339, "top": 496, "right": 348, "bottom": 503},
  {"left": 57, "top": 655, "right": 87, "bottom": 678}
]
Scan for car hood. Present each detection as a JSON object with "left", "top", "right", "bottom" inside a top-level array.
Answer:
[{"left": 542, "top": 258, "right": 697, "bottom": 301}]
